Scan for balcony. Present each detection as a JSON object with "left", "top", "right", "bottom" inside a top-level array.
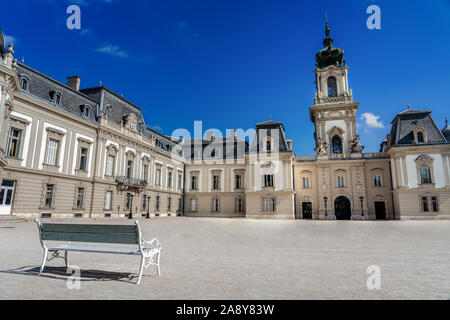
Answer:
[
  {"left": 314, "top": 95, "right": 354, "bottom": 105},
  {"left": 116, "top": 176, "right": 148, "bottom": 189},
  {"left": 296, "top": 152, "right": 388, "bottom": 162}
]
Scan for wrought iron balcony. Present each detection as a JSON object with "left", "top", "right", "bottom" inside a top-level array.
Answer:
[
  {"left": 296, "top": 152, "right": 388, "bottom": 162},
  {"left": 115, "top": 176, "right": 148, "bottom": 188}
]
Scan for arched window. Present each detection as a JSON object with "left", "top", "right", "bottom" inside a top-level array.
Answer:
[
  {"left": 332, "top": 135, "right": 343, "bottom": 154},
  {"left": 417, "top": 131, "right": 424, "bottom": 143},
  {"left": 419, "top": 166, "right": 432, "bottom": 184},
  {"left": 266, "top": 139, "right": 272, "bottom": 152},
  {"left": 20, "top": 78, "right": 29, "bottom": 91},
  {"left": 327, "top": 77, "right": 337, "bottom": 97}
]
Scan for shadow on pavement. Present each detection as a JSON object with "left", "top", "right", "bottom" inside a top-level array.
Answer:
[{"left": 0, "top": 265, "right": 139, "bottom": 283}]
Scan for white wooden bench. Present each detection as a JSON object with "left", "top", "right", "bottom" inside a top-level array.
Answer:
[{"left": 34, "top": 219, "right": 161, "bottom": 284}]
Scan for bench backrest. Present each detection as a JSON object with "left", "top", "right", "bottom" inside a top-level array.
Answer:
[{"left": 36, "top": 221, "right": 140, "bottom": 245}]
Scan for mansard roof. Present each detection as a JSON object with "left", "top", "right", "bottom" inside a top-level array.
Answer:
[
  {"left": 181, "top": 136, "right": 249, "bottom": 161},
  {"left": 389, "top": 109, "right": 448, "bottom": 147},
  {"left": 250, "top": 119, "right": 290, "bottom": 153},
  {"left": 17, "top": 62, "right": 99, "bottom": 124}
]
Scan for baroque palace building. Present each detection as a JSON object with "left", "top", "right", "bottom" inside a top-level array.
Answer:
[{"left": 0, "top": 22, "right": 449, "bottom": 221}]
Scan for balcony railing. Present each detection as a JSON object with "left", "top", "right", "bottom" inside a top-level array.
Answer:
[
  {"left": 314, "top": 95, "right": 354, "bottom": 105},
  {"left": 296, "top": 152, "right": 388, "bottom": 162},
  {"left": 116, "top": 176, "right": 148, "bottom": 188}
]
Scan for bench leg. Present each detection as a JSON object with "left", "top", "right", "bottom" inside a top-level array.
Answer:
[
  {"left": 39, "top": 248, "right": 48, "bottom": 276},
  {"left": 156, "top": 251, "right": 161, "bottom": 276},
  {"left": 64, "top": 251, "right": 69, "bottom": 268},
  {"left": 137, "top": 255, "right": 145, "bottom": 285}
]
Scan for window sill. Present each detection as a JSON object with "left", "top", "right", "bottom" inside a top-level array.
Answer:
[
  {"left": 39, "top": 207, "right": 55, "bottom": 210},
  {"left": 72, "top": 208, "right": 85, "bottom": 211}
]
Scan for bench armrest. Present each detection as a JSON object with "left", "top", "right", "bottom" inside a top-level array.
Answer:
[{"left": 141, "top": 237, "right": 161, "bottom": 250}]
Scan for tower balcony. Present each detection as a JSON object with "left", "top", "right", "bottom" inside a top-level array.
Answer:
[
  {"left": 296, "top": 152, "right": 388, "bottom": 162},
  {"left": 314, "top": 95, "right": 354, "bottom": 106}
]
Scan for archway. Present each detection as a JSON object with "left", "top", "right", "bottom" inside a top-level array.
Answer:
[{"left": 334, "top": 196, "right": 351, "bottom": 220}]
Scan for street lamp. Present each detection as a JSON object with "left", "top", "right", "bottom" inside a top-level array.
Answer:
[
  {"left": 146, "top": 196, "right": 150, "bottom": 219},
  {"left": 128, "top": 194, "right": 134, "bottom": 219},
  {"left": 359, "top": 196, "right": 364, "bottom": 217},
  {"left": 324, "top": 196, "right": 328, "bottom": 217}
]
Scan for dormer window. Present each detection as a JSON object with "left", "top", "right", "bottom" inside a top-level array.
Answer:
[
  {"left": 80, "top": 105, "right": 91, "bottom": 118},
  {"left": 417, "top": 131, "right": 424, "bottom": 143},
  {"left": 266, "top": 139, "right": 271, "bottom": 151},
  {"left": 327, "top": 76, "right": 338, "bottom": 97},
  {"left": 49, "top": 91, "right": 62, "bottom": 106},
  {"left": 20, "top": 77, "right": 29, "bottom": 91},
  {"left": 413, "top": 127, "right": 427, "bottom": 144}
]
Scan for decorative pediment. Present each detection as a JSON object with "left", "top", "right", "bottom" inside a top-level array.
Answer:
[
  {"left": 415, "top": 154, "right": 433, "bottom": 166},
  {"left": 327, "top": 126, "right": 345, "bottom": 137}
]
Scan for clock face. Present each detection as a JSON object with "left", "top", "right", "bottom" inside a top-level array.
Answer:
[{"left": 130, "top": 123, "right": 135, "bottom": 129}]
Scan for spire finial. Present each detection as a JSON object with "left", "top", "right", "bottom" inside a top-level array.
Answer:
[
  {"left": 325, "top": 8, "right": 330, "bottom": 37},
  {"left": 446, "top": 118, "right": 448, "bottom": 127},
  {"left": 407, "top": 104, "right": 411, "bottom": 110}
]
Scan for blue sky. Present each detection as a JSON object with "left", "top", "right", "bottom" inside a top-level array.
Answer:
[{"left": 1, "top": 0, "right": 449, "bottom": 155}]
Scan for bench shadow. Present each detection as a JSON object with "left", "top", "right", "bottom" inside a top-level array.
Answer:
[{"left": 0, "top": 265, "right": 142, "bottom": 284}]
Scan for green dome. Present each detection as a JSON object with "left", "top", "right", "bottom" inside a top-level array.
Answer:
[{"left": 315, "top": 19, "right": 344, "bottom": 69}]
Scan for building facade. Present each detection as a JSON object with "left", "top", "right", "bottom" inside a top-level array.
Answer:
[{"left": 0, "top": 23, "right": 449, "bottom": 221}]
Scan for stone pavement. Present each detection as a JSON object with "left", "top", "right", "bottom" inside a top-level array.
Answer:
[{"left": 0, "top": 217, "right": 449, "bottom": 299}]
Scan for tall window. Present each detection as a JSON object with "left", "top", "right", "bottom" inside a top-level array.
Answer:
[
  {"left": 302, "top": 177, "right": 310, "bottom": 189},
  {"left": 235, "top": 174, "right": 242, "bottom": 189},
  {"left": 155, "top": 196, "right": 160, "bottom": 211},
  {"left": 105, "top": 191, "right": 112, "bottom": 210},
  {"left": 126, "top": 193, "right": 133, "bottom": 210},
  {"left": 43, "top": 184, "right": 55, "bottom": 208},
  {"left": 417, "top": 131, "right": 424, "bottom": 143},
  {"left": 211, "top": 198, "right": 220, "bottom": 212},
  {"left": 142, "top": 164, "right": 149, "bottom": 181},
  {"left": 236, "top": 198, "right": 243, "bottom": 212},
  {"left": 332, "top": 135, "right": 343, "bottom": 154},
  {"left": 431, "top": 196, "right": 439, "bottom": 212},
  {"left": 168, "top": 197, "right": 172, "bottom": 211},
  {"left": 190, "top": 198, "right": 197, "bottom": 212},
  {"left": 374, "top": 175, "right": 382, "bottom": 187},
  {"left": 127, "top": 160, "right": 133, "bottom": 179},
  {"left": 106, "top": 155, "right": 115, "bottom": 176},
  {"left": 167, "top": 171, "right": 173, "bottom": 188},
  {"left": 142, "top": 195, "right": 147, "bottom": 211},
  {"left": 155, "top": 167, "right": 162, "bottom": 186},
  {"left": 337, "top": 176, "right": 345, "bottom": 188},
  {"left": 419, "top": 166, "right": 432, "bottom": 184},
  {"left": 264, "top": 174, "right": 274, "bottom": 187},
  {"left": 421, "top": 196, "right": 429, "bottom": 212},
  {"left": 178, "top": 173, "right": 183, "bottom": 190},
  {"left": 213, "top": 174, "right": 220, "bottom": 190},
  {"left": 78, "top": 147, "right": 88, "bottom": 171},
  {"left": 76, "top": 187, "right": 85, "bottom": 209},
  {"left": 191, "top": 175, "right": 198, "bottom": 190},
  {"left": 7, "top": 128, "right": 22, "bottom": 158},
  {"left": 46, "top": 139, "right": 59, "bottom": 166},
  {"left": 262, "top": 197, "right": 276, "bottom": 212},
  {"left": 327, "top": 76, "right": 337, "bottom": 97}
]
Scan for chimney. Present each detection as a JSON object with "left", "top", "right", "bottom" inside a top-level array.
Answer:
[
  {"left": 206, "top": 131, "right": 215, "bottom": 141},
  {"left": 287, "top": 140, "right": 293, "bottom": 151},
  {"left": 67, "top": 76, "right": 81, "bottom": 91}
]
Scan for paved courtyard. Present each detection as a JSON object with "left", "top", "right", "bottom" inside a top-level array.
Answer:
[{"left": 0, "top": 217, "right": 449, "bottom": 300}]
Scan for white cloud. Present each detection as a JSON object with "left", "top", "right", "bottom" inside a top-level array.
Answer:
[
  {"left": 360, "top": 112, "right": 384, "bottom": 129},
  {"left": 95, "top": 43, "right": 128, "bottom": 58}
]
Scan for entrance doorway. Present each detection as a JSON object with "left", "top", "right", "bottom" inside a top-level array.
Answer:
[
  {"left": 0, "top": 180, "right": 15, "bottom": 215},
  {"left": 302, "top": 202, "right": 312, "bottom": 219},
  {"left": 375, "top": 202, "right": 387, "bottom": 220},
  {"left": 334, "top": 196, "right": 351, "bottom": 220}
]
